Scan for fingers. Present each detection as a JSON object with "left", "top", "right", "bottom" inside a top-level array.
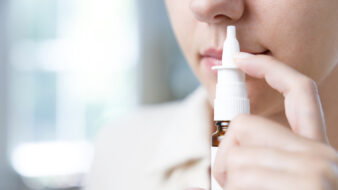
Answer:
[
  {"left": 227, "top": 146, "right": 314, "bottom": 174},
  {"left": 211, "top": 52, "right": 330, "bottom": 189},
  {"left": 213, "top": 114, "right": 308, "bottom": 187},
  {"left": 226, "top": 165, "right": 310, "bottom": 190},
  {"left": 217, "top": 145, "right": 338, "bottom": 190},
  {"left": 222, "top": 114, "right": 307, "bottom": 151},
  {"left": 234, "top": 52, "right": 327, "bottom": 142}
]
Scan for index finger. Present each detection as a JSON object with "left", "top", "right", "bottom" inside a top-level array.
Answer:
[{"left": 234, "top": 52, "right": 327, "bottom": 142}]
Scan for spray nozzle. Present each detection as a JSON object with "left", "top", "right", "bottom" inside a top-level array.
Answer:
[
  {"left": 226, "top": 25, "right": 236, "bottom": 38},
  {"left": 212, "top": 26, "right": 240, "bottom": 70},
  {"left": 212, "top": 25, "right": 250, "bottom": 121}
]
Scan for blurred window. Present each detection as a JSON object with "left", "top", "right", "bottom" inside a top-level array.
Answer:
[{"left": 8, "top": 0, "right": 138, "bottom": 189}]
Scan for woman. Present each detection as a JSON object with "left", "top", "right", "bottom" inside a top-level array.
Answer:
[{"left": 85, "top": 0, "right": 338, "bottom": 189}]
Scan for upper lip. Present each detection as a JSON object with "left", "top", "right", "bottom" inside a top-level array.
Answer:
[
  {"left": 201, "top": 48, "right": 269, "bottom": 60},
  {"left": 201, "top": 48, "right": 223, "bottom": 60}
]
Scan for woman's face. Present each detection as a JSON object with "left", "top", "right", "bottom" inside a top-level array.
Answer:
[{"left": 165, "top": 0, "right": 338, "bottom": 116}]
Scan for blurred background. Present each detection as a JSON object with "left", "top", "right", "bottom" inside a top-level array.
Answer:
[{"left": 0, "top": 0, "right": 199, "bottom": 189}]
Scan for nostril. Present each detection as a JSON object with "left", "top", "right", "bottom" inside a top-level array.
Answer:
[
  {"left": 214, "top": 14, "right": 231, "bottom": 22},
  {"left": 190, "top": 0, "right": 244, "bottom": 24}
]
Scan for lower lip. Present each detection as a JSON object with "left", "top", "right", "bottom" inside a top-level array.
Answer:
[{"left": 201, "top": 57, "right": 222, "bottom": 75}]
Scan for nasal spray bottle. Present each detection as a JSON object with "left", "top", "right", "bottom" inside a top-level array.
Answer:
[{"left": 211, "top": 26, "right": 250, "bottom": 190}]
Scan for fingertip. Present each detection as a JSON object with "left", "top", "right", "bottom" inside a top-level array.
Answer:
[
  {"left": 233, "top": 52, "right": 255, "bottom": 60},
  {"left": 233, "top": 52, "right": 263, "bottom": 77},
  {"left": 233, "top": 52, "right": 253, "bottom": 65}
]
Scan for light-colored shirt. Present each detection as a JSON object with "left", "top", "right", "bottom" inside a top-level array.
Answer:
[{"left": 84, "top": 87, "right": 212, "bottom": 190}]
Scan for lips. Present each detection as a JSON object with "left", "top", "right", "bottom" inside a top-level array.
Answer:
[
  {"left": 200, "top": 48, "right": 270, "bottom": 75},
  {"left": 203, "top": 49, "right": 223, "bottom": 60},
  {"left": 200, "top": 49, "right": 223, "bottom": 74}
]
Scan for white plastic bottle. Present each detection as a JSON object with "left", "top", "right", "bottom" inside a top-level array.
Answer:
[{"left": 211, "top": 26, "right": 250, "bottom": 190}]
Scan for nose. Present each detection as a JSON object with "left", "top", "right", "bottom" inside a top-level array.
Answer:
[{"left": 190, "top": 0, "right": 245, "bottom": 24}]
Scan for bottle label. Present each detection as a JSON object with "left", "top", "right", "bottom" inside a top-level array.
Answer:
[{"left": 211, "top": 146, "right": 223, "bottom": 190}]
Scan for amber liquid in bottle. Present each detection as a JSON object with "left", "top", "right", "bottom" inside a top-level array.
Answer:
[
  {"left": 211, "top": 120, "right": 230, "bottom": 190},
  {"left": 212, "top": 121, "right": 230, "bottom": 147}
]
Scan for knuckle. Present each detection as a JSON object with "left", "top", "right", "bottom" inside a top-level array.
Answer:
[
  {"left": 313, "top": 143, "right": 338, "bottom": 164},
  {"left": 312, "top": 160, "right": 334, "bottom": 185},
  {"left": 326, "top": 146, "right": 338, "bottom": 163},
  {"left": 298, "top": 76, "right": 318, "bottom": 93},
  {"left": 320, "top": 145, "right": 338, "bottom": 162}
]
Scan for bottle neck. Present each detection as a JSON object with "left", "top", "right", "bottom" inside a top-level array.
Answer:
[
  {"left": 216, "top": 120, "right": 230, "bottom": 133},
  {"left": 212, "top": 120, "right": 230, "bottom": 147}
]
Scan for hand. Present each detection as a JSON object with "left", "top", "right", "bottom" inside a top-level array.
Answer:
[{"left": 187, "top": 53, "right": 338, "bottom": 190}]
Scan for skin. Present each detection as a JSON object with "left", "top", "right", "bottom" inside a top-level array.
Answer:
[{"left": 164, "top": 0, "right": 338, "bottom": 189}]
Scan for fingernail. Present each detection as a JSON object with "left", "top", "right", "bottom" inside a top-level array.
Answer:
[{"left": 233, "top": 52, "right": 254, "bottom": 61}]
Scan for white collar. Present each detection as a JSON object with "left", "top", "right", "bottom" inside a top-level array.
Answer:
[{"left": 148, "top": 86, "right": 211, "bottom": 176}]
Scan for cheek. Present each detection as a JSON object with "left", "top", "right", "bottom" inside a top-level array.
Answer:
[
  {"left": 166, "top": 0, "right": 207, "bottom": 86},
  {"left": 166, "top": 0, "right": 197, "bottom": 63},
  {"left": 254, "top": 0, "right": 338, "bottom": 82}
]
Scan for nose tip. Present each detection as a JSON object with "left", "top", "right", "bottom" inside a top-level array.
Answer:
[{"left": 190, "top": 0, "right": 244, "bottom": 24}]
